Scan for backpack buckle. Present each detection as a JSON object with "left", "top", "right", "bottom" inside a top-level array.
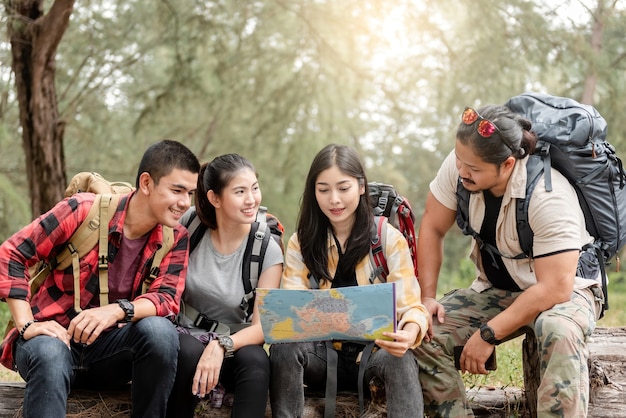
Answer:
[
  {"left": 98, "top": 255, "right": 108, "bottom": 270},
  {"left": 194, "top": 313, "right": 218, "bottom": 332}
]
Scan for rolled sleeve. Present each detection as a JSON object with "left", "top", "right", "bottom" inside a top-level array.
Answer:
[
  {"left": 380, "top": 224, "right": 429, "bottom": 348},
  {"left": 280, "top": 233, "right": 311, "bottom": 290}
]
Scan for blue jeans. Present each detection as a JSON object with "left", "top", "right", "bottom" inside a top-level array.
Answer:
[
  {"left": 14, "top": 316, "right": 179, "bottom": 418},
  {"left": 269, "top": 341, "right": 424, "bottom": 418}
]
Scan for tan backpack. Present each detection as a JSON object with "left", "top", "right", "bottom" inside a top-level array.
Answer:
[{"left": 4, "top": 172, "right": 173, "bottom": 337}]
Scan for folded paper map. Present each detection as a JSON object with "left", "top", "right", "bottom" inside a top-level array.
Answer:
[{"left": 257, "top": 282, "right": 396, "bottom": 344}]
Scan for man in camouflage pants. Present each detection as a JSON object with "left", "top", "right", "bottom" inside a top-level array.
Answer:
[{"left": 413, "top": 105, "right": 603, "bottom": 417}]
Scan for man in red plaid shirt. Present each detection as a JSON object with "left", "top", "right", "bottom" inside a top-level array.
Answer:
[{"left": 0, "top": 140, "right": 200, "bottom": 418}]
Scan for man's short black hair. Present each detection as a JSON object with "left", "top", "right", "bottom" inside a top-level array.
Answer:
[{"left": 135, "top": 139, "right": 200, "bottom": 187}]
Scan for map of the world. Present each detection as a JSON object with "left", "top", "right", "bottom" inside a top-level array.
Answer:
[{"left": 257, "top": 283, "right": 396, "bottom": 343}]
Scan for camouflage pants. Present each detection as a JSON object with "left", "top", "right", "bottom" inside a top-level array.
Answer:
[{"left": 413, "top": 286, "right": 602, "bottom": 418}]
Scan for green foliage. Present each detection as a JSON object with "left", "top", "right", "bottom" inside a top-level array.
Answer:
[
  {"left": 602, "top": 270, "right": 626, "bottom": 326},
  {"left": 0, "top": 303, "right": 9, "bottom": 334},
  {"left": 463, "top": 339, "right": 525, "bottom": 389},
  {"left": 2, "top": 0, "right": 626, "bottom": 287}
]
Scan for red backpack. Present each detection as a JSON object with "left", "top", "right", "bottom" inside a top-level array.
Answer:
[{"left": 368, "top": 182, "right": 418, "bottom": 282}]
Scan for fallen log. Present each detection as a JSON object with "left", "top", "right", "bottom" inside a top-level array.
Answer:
[
  {"left": 0, "top": 381, "right": 524, "bottom": 418},
  {"left": 0, "top": 327, "right": 623, "bottom": 417}
]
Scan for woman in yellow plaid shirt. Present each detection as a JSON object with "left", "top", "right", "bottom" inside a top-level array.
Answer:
[{"left": 269, "top": 144, "right": 428, "bottom": 418}]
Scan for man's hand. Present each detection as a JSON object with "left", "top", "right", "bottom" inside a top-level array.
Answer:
[
  {"left": 422, "top": 296, "right": 445, "bottom": 341},
  {"left": 21, "top": 320, "right": 71, "bottom": 348},
  {"left": 457, "top": 331, "right": 495, "bottom": 375},
  {"left": 67, "top": 304, "right": 123, "bottom": 345}
]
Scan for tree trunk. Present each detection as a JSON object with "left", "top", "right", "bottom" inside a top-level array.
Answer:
[
  {"left": 6, "top": 0, "right": 75, "bottom": 217},
  {"left": 581, "top": 0, "right": 606, "bottom": 105}
]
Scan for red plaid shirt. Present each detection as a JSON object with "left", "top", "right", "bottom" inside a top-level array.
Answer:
[{"left": 0, "top": 192, "right": 189, "bottom": 369}]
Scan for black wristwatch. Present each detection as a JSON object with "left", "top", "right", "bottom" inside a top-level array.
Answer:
[
  {"left": 117, "top": 299, "right": 134, "bottom": 323},
  {"left": 479, "top": 324, "right": 501, "bottom": 345},
  {"left": 217, "top": 335, "right": 235, "bottom": 358}
]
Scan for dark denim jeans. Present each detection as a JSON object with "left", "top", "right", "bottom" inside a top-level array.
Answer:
[
  {"left": 14, "top": 316, "right": 179, "bottom": 418},
  {"left": 269, "top": 341, "right": 424, "bottom": 418}
]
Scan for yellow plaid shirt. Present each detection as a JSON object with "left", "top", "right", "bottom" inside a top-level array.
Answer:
[{"left": 281, "top": 224, "right": 429, "bottom": 347}]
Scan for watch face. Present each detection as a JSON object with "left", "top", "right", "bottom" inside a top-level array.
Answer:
[
  {"left": 120, "top": 300, "right": 133, "bottom": 311},
  {"left": 480, "top": 324, "right": 498, "bottom": 344},
  {"left": 219, "top": 336, "right": 234, "bottom": 349},
  {"left": 117, "top": 299, "right": 134, "bottom": 322},
  {"left": 481, "top": 326, "right": 494, "bottom": 339}
]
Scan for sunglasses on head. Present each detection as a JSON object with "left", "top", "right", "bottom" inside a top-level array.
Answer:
[{"left": 461, "top": 107, "right": 516, "bottom": 153}]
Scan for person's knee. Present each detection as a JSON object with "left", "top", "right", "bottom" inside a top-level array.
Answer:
[
  {"left": 269, "top": 342, "right": 295, "bottom": 364},
  {"left": 17, "top": 336, "right": 72, "bottom": 382},
  {"left": 372, "top": 349, "right": 419, "bottom": 381},
  {"left": 238, "top": 345, "right": 269, "bottom": 366},
  {"left": 535, "top": 314, "right": 581, "bottom": 342},
  {"left": 236, "top": 345, "right": 270, "bottom": 380},
  {"left": 133, "top": 316, "right": 179, "bottom": 358},
  {"left": 135, "top": 316, "right": 177, "bottom": 340}
]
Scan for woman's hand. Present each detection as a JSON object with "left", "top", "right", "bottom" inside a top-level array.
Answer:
[
  {"left": 192, "top": 340, "right": 225, "bottom": 398},
  {"left": 422, "top": 296, "right": 445, "bottom": 341},
  {"left": 375, "top": 322, "right": 419, "bottom": 357}
]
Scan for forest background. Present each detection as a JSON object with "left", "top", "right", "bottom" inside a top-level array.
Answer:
[{"left": 1, "top": 0, "right": 625, "bottom": 387}]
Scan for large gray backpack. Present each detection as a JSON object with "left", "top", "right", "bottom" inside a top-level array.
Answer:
[{"left": 456, "top": 92, "right": 626, "bottom": 311}]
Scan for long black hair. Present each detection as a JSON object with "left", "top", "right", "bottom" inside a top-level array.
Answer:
[{"left": 297, "top": 144, "right": 373, "bottom": 283}]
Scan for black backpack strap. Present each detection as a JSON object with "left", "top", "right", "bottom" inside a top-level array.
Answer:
[
  {"left": 241, "top": 221, "right": 271, "bottom": 320},
  {"left": 516, "top": 154, "right": 546, "bottom": 258},
  {"left": 456, "top": 178, "right": 527, "bottom": 261}
]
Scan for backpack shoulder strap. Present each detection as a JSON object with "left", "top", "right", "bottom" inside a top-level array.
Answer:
[
  {"left": 45, "top": 194, "right": 120, "bottom": 312},
  {"left": 241, "top": 220, "right": 271, "bottom": 319},
  {"left": 308, "top": 273, "right": 320, "bottom": 289},
  {"left": 185, "top": 207, "right": 207, "bottom": 254},
  {"left": 369, "top": 216, "right": 388, "bottom": 283},
  {"left": 456, "top": 178, "right": 529, "bottom": 261},
  {"left": 516, "top": 153, "right": 546, "bottom": 258},
  {"left": 29, "top": 194, "right": 104, "bottom": 297},
  {"left": 96, "top": 194, "right": 115, "bottom": 308},
  {"left": 141, "top": 225, "right": 174, "bottom": 295}
]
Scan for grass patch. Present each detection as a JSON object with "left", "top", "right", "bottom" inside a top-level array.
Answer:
[{"left": 462, "top": 340, "right": 525, "bottom": 388}]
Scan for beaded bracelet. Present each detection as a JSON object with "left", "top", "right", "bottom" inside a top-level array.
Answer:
[{"left": 19, "top": 319, "right": 37, "bottom": 338}]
